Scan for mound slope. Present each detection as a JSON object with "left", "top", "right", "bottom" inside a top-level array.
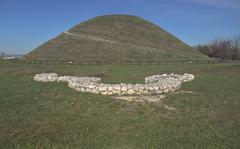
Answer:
[{"left": 24, "top": 15, "right": 208, "bottom": 61}]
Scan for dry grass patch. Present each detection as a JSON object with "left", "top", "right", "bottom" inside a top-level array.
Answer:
[{"left": 112, "top": 95, "right": 166, "bottom": 102}]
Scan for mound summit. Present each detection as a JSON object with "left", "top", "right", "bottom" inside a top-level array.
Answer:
[{"left": 24, "top": 15, "right": 208, "bottom": 61}]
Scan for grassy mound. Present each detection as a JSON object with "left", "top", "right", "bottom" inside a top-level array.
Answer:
[{"left": 24, "top": 15, "right": 209, "bottom": 61}]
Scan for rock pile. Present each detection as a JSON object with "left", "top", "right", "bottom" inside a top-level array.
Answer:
[
  {"left": 145, "top": 73, "right": 195, "bottom": 84},
  {"left": 34, "top": 73, "right": 194, "bottom": 95},
  {"left": 34, "top": 73, "right": 58, "bottom": 82}
]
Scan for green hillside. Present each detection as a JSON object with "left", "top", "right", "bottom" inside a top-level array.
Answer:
[{"left": 24, "top": 15, "right": 209, "bottom": 61}]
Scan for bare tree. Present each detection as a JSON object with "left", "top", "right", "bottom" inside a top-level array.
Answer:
[
  {"left": 195, "top": 34, "right": 240, "bottom": 60},
  {"left": 210, "top": 39, "right": 233, "bottom": 60},
  {"left": 232, "top": 34, "right": 240, "bottom": 60},
  {"left": 233, "top": 34, "right": 240, "bottom": 49},
  {"left": 1, "top": 52, "right": 5, "bottom": 58}
]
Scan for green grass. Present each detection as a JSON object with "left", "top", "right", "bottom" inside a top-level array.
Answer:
[
  {"left": 0, "top": 61, "right": 240, "bottom": 148},
  {"left": 24, "top": 15, "right": 209, "bottom": 61}
]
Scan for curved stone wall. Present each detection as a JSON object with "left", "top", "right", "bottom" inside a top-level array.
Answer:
[{"left": 34, "top": 73, "right": 194, "bottom": 95}]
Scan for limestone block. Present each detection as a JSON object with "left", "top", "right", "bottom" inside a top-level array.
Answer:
[
  {"left": 79, "top": 87, "right": 85, "bottom": 92},
  {"left": 121, "top": 86, "right": 128, "bottom": 92},
  {"left": 98, "top": 84, "right": 108, "bottom": 92},
  {"left": 142, "top": 90, "right": 149, "bottom": 95},
  {"left": 108, "top": 86, "right": 113, "bottom": 92},
  {"left": 113, "top": 90, "right": 121, "bottom": 95},
  {"left": 101, "top": 92, "right": 108, "bottom": 95},
  {"left": 133, "top": 84, "right": 140, "bottom": 92},
  {"left": 127, "top": 89, "right": 135, "bottom": 95},
  {"left": 85, "top": 88, "right": 92, "bottom": 93},
  {"left": 153, "top": 85, "right": 159, "bottom": 91},
  {"left": 163, "top": 89, "right": 169, "bottom": 93},
  {"left": 113, "top": 85, "right": 121, "bottom": 91},
  {"left": 127, "top": 84, "right": 133, "bottom": 89},
  {"left": 121, "top": 91, "right": 127, "bottom": 95},
  {"left": 147, "top": 85, "right": 154, "bottom": 91},
  {"left": 107, "top": 91, "right": 113, "bottom": 95},
  {"left": 92, "top": 89, "right": 99, "bottom": 94},
  {"left": 88, "top": 84, "right": 96, "bottom": 89}
]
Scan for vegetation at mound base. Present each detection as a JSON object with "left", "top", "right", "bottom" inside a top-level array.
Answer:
[
  {"left": 0, "top": 61, "right": 240, "bottom": 148},
  {"left": 24, "top": 15, "right": 209, "bottom": 61},
  {"left": 195, "top": 34, "right": 240, "bottom": 60}
]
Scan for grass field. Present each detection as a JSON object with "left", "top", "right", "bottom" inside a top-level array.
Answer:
[{"left": 0, "top": 61, "right": 240, "bottom": 148}]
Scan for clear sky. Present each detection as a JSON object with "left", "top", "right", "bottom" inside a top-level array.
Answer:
[{"left": 0, "top": 0, "right": 240, "bottom": 54}]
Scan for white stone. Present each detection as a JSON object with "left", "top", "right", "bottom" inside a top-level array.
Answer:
[
  {"left": 33, "top": 73, "right": 195, "bottom": 96},
  {"left": 107, "top": 91, "right": 113, "bottom": 95},
  {"left": 121, "top": 86, "right": 128, "bottom": 92},
  {"left": 153, "top": 86, "right": 159, "bottom": 91},
  {"left": 101, "top": 92, "right": 108, "bottom": 95},
  {"left": 113, "top": 85, "right": 121, "bottom": 91},
  {"left": 92, "top": 89, "right": 99, "bottom": 94},
  {"left": 113, "top": 90, "right": 121, "bottom": 95},
  {"left": 98, "top": 85, "right": 108, "bottom": 92},
  {"left": 88, "top": 84, "right": 96, "bottom": 89},
  {"left": 108, "top": 86, "right": 113, "bottom": 92},
  {"left": 127, "top": 89, "right": 135, "bottom": 95},
  {"left": 79, "top": 87, "right": 85, "bottom": 92}
]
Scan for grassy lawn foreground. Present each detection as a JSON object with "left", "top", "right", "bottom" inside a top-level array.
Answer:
[{"left": 0, "top": 61, "right": 240, "bottom": 148}]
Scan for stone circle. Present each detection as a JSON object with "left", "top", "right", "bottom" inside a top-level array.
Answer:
[{"left": 34, "top": 73, "right": 194, "bottom": 95}]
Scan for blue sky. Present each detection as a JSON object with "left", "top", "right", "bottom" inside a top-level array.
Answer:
[{"left": 0, "top": 0, "right": 240, "bottom": 54}]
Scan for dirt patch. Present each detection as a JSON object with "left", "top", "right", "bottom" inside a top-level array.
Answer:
[
  {"left": 172, "top": 90, "right": 196, "bottom": 94},
  {"left": 163, "top": 105, "right": 177, "bottom": 111},
  {"left": 112, "top": 90, "right": 195, "bottom": 103},
  {"left": 113, "top": 95, "right": 177, "bottom": 111},
  {"left": 113, "top": 95, "right": 166, "bottom": 102}
]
